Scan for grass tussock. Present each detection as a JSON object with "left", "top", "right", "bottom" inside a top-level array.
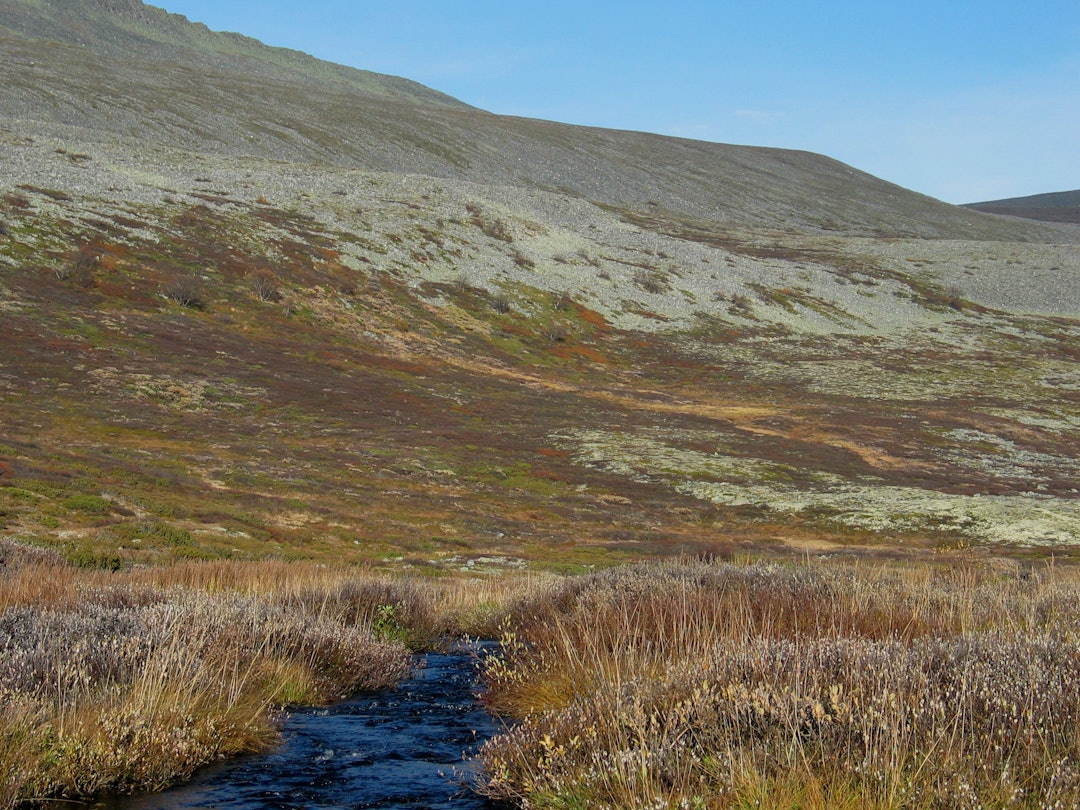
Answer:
[
  {"left": 477, "top": 558, "right": 1080, "bottom": 809},
  {"left": 0, "top": 540, "right": 546, "bottom": 808}
]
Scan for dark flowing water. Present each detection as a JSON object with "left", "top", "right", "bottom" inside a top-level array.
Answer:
[{"left": 89, "top": 644, "right": 512, "bottom": 810}]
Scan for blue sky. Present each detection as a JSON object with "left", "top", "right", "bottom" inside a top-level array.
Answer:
[{"left": 160, "top": 1, "right": 1080, "bottom": 204}]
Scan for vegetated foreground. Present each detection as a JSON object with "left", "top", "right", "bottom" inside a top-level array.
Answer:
[
  {"left": 4, "top": 542, "right": 1080, "bottom": 809},
  {"left": 477, "top": 557, "right": 1080, "bottom": 809},
  {"left": 0, "top": 539, "right": 529, "bottom": 808}
]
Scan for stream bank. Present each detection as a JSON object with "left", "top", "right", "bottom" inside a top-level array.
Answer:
[{"left": 77, "top": 645, "right": 509, "bottom": 810}]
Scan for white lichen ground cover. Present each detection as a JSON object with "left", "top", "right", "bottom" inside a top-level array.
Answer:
[{"left": 559, "top": 429, "right": 1080, "bottom": 547}]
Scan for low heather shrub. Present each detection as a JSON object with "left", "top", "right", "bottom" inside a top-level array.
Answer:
[
  {"left": 0, "top": 568, "right": 413, "bottom": 805},
  {"left": 0, "top": 549, "right": 544, "bottom": 808}
]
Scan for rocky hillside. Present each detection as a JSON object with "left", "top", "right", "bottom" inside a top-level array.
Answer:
[
  {"left": 0, "top": 0, "right": 467, "bottom": 107},
  {"left": 1, "top": 1, "right": 1079, "bottom": 570},
  {"left": 2, "top": 0, "right": 1074, "bottom": 241}
]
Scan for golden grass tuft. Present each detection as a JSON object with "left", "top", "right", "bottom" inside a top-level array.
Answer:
[{"left": 477, "top": 558, "right": 1080, "bottom": 808}]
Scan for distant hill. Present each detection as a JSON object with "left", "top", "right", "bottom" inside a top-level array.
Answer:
[
  {"left": 0, "top": 0, "right": 1070, "bottom": 242},
  {"left": 964, "top": 190, "right": 1080, "bottom": 225}
]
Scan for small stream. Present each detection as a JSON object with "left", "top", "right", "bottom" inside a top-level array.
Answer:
[{"left": 89, "top": 644, "right": 512, "bottom": 810}]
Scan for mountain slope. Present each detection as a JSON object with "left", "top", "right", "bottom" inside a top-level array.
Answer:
[
  {"left": 1, "top": 136, "right": 1079, "bottom": 567},
  {"left": 965, "top": 189, "right": 1080, "bottom": 224},
  {"left": 1, "top": 0, "right": 1074, "bottom": 242},
  {"left": 1, "top": 0, "right": 1079, "bottom": 569}
]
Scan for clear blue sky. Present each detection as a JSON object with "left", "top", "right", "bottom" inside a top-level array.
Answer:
[{"left": 159, "top": 0, "right": 1080, "bottom": 204}]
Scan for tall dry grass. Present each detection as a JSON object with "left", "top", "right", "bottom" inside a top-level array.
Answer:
[
  {"left": 0, "top": 540, "right": 547, "bottom": 808},
  {"left": 477, "top": 558, "right": 1080, "bottom": 809}
]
